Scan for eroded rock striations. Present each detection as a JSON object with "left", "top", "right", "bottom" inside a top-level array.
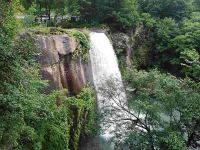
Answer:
[{"left": 37, "top": 34, "right": 91, "bottom": 96}]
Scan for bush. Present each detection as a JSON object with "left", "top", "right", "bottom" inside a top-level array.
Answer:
[{"left": 72, "top": 30, "right": 90, "bottom": 61}]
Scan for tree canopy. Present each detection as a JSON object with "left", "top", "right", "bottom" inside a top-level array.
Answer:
[{"left": 1, "top": 0, "right": 200, "bottom": 149}]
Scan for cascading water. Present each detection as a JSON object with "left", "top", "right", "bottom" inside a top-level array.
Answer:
[{"left": 89, "top": 32, "right": 128, "bottom": 150}]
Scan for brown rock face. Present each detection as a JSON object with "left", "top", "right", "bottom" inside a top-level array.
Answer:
[
  {"left": 37, "top": 34, "right": 89, "bottom": 95},
  {"left": 53, "top": 35, "right": 77, "bottom": 55}
]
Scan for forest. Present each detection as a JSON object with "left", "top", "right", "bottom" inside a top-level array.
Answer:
[{"left": 0, "top": 0, "right": 200, "bottom": 150}]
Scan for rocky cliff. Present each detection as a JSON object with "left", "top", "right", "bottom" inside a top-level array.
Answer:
[
  {"left": 37, "top": 33, "right": 91, "bottom": 97},
  {"left": 34, "top": 30, "right": 94, "bottom": 150}
]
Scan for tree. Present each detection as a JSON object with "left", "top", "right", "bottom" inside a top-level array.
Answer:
[
  {"left": 0, "top": 0, "right": 17, "bottom": 92},
  {"left": 21, "top": 0, "right": 55, "bottom": 20},
  {"left": 0, "top": 1, "right": 96, "bottom": 149},
  {"left": 98, "top": 69, "right": 200, "bottom": 149},
  {"left": 0, "top": 6, "right": 70, "bottom": 146},
  {"left": 54, "top": 0, "right": 68, "bottom": 19},
  {"left": 124, "top": 69, "right": 200, "bottom": 149},
  {"left": 170, "top": 16, "right": 200, "bottom": 80},
  {"left": 112, "top": 0, "right": 139, "bottom": 28},
  {"left": 138, "top": 0, "right": 193, "bottom": 20},
  {"left": 193, "top": 0, "right": 200, "bottom": 11},
  {"left": 95, "top": 0, "right": 139, "bottom": 28},
  {"left": 134, "top": 10, "right": 200, "bottom": 79},
  {"left": 65, "top": 0, "right": 139, "bottom": 29}
]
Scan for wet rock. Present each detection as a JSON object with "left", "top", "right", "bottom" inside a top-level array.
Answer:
[
  {"left": 112, "top": 32, "right": 132, "bottom": 66},
  {"left": 112, "top": 32, "right": 130, "bottom": 55}
]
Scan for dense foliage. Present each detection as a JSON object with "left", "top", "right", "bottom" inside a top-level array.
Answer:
[
  {"left": 0, "top": 1, "right": 96, "bottom": 150},
  {"left": 138, "top": 13, "right": 200, "bottom": 81},
  {"left": 138, "top": 0, "right": 193, "bottom": 20},
  {"left": 110, "top": 1, "right": 200, "bottom": 148},
  {"left": 1, "top": 0, "right": 200, "bottom": 149},
  {"left": 20, "top": 0, "right": 139, "bottom": 29},
  {"left": 110, "top": 0, "right": 200, "bottom": 82},
  {"left": 71, "top": 30, "right": 90, "bottom": 61},
  {"left": 123, "top": 69, "right": 200, "bottom": 149}
]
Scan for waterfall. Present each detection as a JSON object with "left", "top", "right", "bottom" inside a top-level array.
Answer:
[{"left": 89, "top": 32, "right": 127, "bottom": 150}]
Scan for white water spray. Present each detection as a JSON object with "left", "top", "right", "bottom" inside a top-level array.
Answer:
[{"left": 89, "top": 32, "right": 127, "bottom": 150}]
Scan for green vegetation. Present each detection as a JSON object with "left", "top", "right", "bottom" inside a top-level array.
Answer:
[
  {"left": 51, "top": 86, "right": 97, "bottom": 150},
  {"left": 71, "top": 30, "right": 90, "bottom": 61},
  {"left": 138, "top": 0, "right": 192, "bottom": 20},
  {"left": 109, "top": 0, "right": 200, "bottom": 149},
  {"left": 22, "top": 28, "right": 90, "bottom": 61},
  {"left": 19, "top": 0, "right": 139, "bottom": 29},
  {"left": 0, "top": 1, "right": 96, "bottom": 149},
  {"left": 122, "top": 69, "right": 200, "bottom": 149},
  {"left": 110, "top": 0, "right": 200, "bottom": 81},
  {"left": 1, "top": 0, "right": 200, "bottom": 149}
]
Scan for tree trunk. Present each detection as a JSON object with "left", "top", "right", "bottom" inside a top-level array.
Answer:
[
  {"left": 48, "top": 8, "right": 51, "bottom": 20},
  {"left": 147, "top": 128, "right": 155, "bottom": 150}
]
